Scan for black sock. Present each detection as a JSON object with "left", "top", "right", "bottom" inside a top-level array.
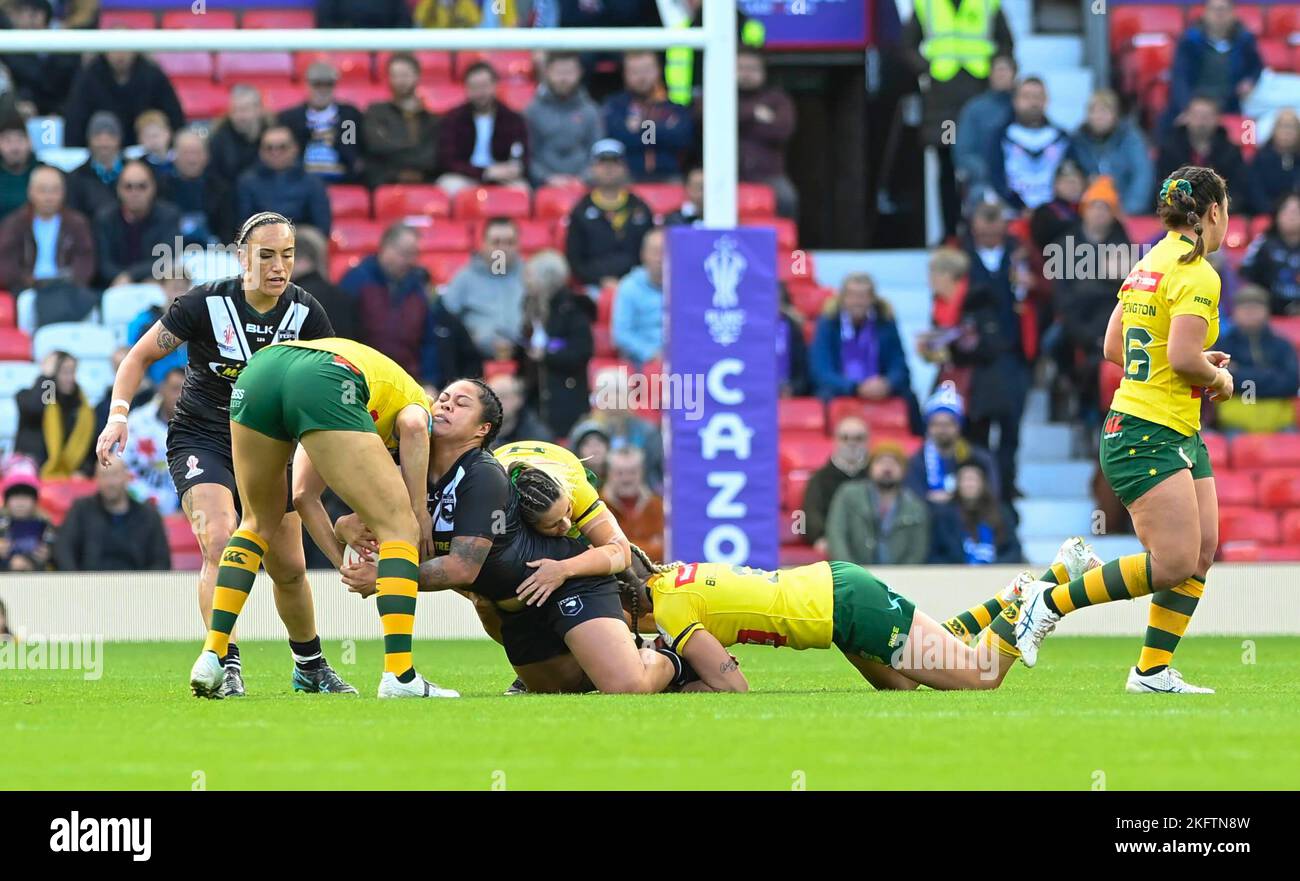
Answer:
[
  {"left": 655, "top": 647, "right": 684, "bottom": 686},
  {"left": 290, "top": 636, "right": 324, "bottom": 671},
  {"left": 222, "top": 643, "right": 241, "bottom": 670},
  {"left": 1137, "top": 664, "right": 1168, "bottom": 676},
  {"left": 396, "top": 669, "right": 416, "bottom": 684},
  {"left": 1042, "top": 591, "right": 1062, "bottom": 615}
]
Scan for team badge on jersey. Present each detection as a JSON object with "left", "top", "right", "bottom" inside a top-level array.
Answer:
[{"left": 184, "top": 455, "right": 204, "bottom": 479}]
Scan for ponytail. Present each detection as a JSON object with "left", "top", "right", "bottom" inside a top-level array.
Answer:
[{"left": 1156, "top": 167, "right": 1228, "bottom": 265}]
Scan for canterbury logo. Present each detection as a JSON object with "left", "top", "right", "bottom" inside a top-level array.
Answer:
[
  {"left": 1103, "top": 412, "right": 1124, "bottom": 435},
  {"left": 222, "top": 550, "right": 248, "bottom": 565}
]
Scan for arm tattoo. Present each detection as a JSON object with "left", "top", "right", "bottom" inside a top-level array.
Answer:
[
  {"left": 156, "top": 329, "right": 183, "bottom": 353},
  {"left": 720, "top": 658, "right": 739, "bottom": 674},
  {"left": 418, "top": 536, "right": 491, "bottom": 589}
]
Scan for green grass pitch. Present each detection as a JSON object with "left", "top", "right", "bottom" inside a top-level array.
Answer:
[{"left": 4, "top": 637, "right": 1299, "bottom": 790}]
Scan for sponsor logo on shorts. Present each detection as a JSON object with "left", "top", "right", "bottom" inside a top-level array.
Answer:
[
  {"left": 887, "top": 625, "right": 902, "bottom": 648},
  {"left": 184, "top": 455, "right": 204, "bottom": 479},
  {"left": 222, "top": 550, "right": 248, "bottom": 565},
  {"left": 1102, "top": 411, "right": 1124, "bottom": 439},
  {"left": 558, "top": 596, "right": 583, "bottom": 617}
]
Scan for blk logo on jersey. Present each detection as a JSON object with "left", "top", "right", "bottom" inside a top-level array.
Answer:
[{"left": 558, "top": 596, "right": 583, "bottom": 617}]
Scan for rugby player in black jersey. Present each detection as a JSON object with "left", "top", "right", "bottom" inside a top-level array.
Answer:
[
  {"left": 95, "top": 212, "right": 355, "bottom": 696},
  {"left": 341, "top": 379, "right": 685, "bottom": 694}
]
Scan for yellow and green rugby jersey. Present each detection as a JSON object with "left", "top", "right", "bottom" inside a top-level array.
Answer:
[
  {"left": 494, "top": 440, "right": 604, "bottom": 538},
  {"left": 649, "top": 561, "right": 835, "bottom": 653},
  {"left": 279, "top": 338, "right": 429, "bottom": 448},
  {"left": 1109, "top": 231, "right": 1221, "bottom": 436}
]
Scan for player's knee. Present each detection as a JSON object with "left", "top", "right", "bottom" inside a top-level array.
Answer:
[{"left": 264, "top": 554, "right": 306, "bottom": 586}]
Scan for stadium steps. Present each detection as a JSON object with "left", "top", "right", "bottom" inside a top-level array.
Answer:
[{"left": 998, "top": 0, "right": 1093, "bottom": 133}]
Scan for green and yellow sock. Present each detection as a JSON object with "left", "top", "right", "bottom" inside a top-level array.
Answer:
[
  {"left": 943, "top": 593, "right": 1012, "bottom": 642},
  {"left": 376, "top": 540, "right": 420, "bottom": 682},
  {"left": 1137, "top": 576, "right": 1204, "bottom": 674},
  {"left": 1044, "top": 553, "right": 1152, "bottom": 616},
  {"left": 982, "top": 602, "right": 1021, "bottom": 659},
  {"left": 1037, "top": 561, "right": 1071, "bottom": 586},
  {"left": 203, "top": 529, "right": 268, "bottom": 658}
]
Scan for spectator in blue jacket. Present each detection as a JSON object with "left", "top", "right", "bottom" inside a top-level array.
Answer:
[
  {"left": 1069, "top": 89, "right": 1155, "bottom": 216},
  {"left": 1216, "top": 284, "right": 1300, "bottom": 433},
  {"left": 610, "top": 226, "right": 664, "bottom": 367},
  {"left": 234, "top": 125, "right": 332, "bottom": 237},
  {"left": 810, "top": 273, "right": 912, "bottom": 409},
  {"left": 1166, "top": 0, "right": 1263, "bottom": 130},
  {"left": 954, "top": 54, "right": 1017, "bottom": 194},
  {"left": 601, "top": 51, "right": 694, "bottom": 182}
]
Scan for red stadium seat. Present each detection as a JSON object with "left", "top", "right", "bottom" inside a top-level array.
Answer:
[
  {"left": 101, "top": 10, "right": 157, "bottom": 29},
  {"left": 0, "top": 327, "right": 30, "bottom": 360},
  {"left": 787, "top": 280, "right": 831, "bottom": 320},
  {"left": 0, "top": 293, "right": 14, "bottom": 329},
  {"left": 334, "top": 82, "right": 390, "bottom": 111},
  {"left": 828, "top": 396, "right": 910, "bottom": 433},
  {"left": 596, "top": 284, "right": 616, "bottom": 327},
  {"left": 162, "top": 9, "right": 236, "bottom": 29},
  {"left": 778, "top": 432, "right": 834, "bottom": 471},
  {"left": 779, "top": 544, "right": 828, "bottom": 565},
  {"left": 216, "top": 51, "right": 293, "bottom": 82},
  {"left": 294, "top": 51, "right": 374, "bottom": 85},
  {"left": 454, "top": 51, "right": 535, "bottom": 81},
  {"left": 1266, "top": 5, "right": 1300, "bottom": 39},
  {"left": 511, "top": 219, "right": 554, "bottom": 253},
  {"left": 172, "top": 550, "right": 204, "bottom": 571},
  {"left": 421, "top": 251, "right": 470, "bottom": 284},
  {"left": 737, "top": 183, "right": 776, "bottom": 217},
  {"left": 421, "top": 83, "right": 467, "bottom": 114},
  {"left": 1214, "top": 470, "right": 1257, "bottom": 507},
  {"left": 1281, "top": 509, "right": 1300, "bottom": 544},
  {"left": 1249, "top": 215, "right": 1272, "bottom": 239},
  {"left": 1231, "top": 432, "right": 1300, "bottom": 469},
  {"left": 1217, "top": 540, "right": 1260, "bottom": 562},
  {"left": 330, "top": 219, "right": 384, "bottom": 254},
  {"left": 534, "top": 184, "right": 585, "bottom": 220},
  {"left": 1258, "top": 37, "right": 1295, "bottom": 72},
  {"left": 783, "top": 469, "right": 813, "bottom": 511},
  {"left": 753, "top": 216, "right": 798, "bottom": 252},
  {"left": 257, "top": 83, "right": 303, "bottom": 114},
  {"left": 413, "top": 221, "right": 473, "bottom": 252},
  {"left": 1218, "top": 506, "right": 1280, "bottom": 544},
  {"left": 500, "top": 81, "right": 538, "bottom": 113},
  {"left": 631, "top": 183, "right": 686, "bottom": 217},
  {"left": 1110, "top": 5, "right": 1185, "bottom": 50},
  {"left": 1256, "top": 544, "right": 1300, "bottom": 561},
  {"left": 452, "top": 186, "right": 531, "bottom": 220},
  {"left": 376, "top": 51, "right": 454, "bottom": 83},
  {"left": 1123, "top": 37, "right": 1174, "bottom": 93},
  {"left": 155, "top": 52, "right": 215, "bottom": 81},
  {"left": 483, "top": 360, "right": 517, "bottom": 379},
  {"left": 1201, "top": 430, "right": 1228, "bottom": 468},
  {"left": 1223, "top": 215, "right": 1251, "bottom": 252},
  {"left": 176, "top": 81, "right": 230, "bottom": 120},
  {"left": 1125, "top": 215, "right": 1166, "bottom": 244},
  {"left": 327, "top": 185, "right": 371, "bottom": 220},
  {"left": 241, "top": 10, "right": 315, "bottom": 30},
  {"left": 38, "top": 477, "right": 96, "bottom": 527},
  {"left": 329, "top": 252, "right": 362, "bottom": 283},
  {"left": 592, "top": 324, "right": 615, "bottom": 357},
  {"left": 164, "top": 515, "right": 200, "bottom": 554},
  {"left": 374, "top": 184, "right": 452, "bottom": 222},
  {"left": 779, "top": 397, "right": 825, "bottom": 433},
  {"left": 1256, "top": 468, "right": 1300, "bottom": 508}
]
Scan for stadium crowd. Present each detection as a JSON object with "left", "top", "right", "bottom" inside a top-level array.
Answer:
[{"left": 0, "top": 0, "right": 1297, "bottom": 571}]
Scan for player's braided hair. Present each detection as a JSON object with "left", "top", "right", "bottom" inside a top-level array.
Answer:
[
  {"left": 1156, "top": 166, "right": 1228, "bottom": 265},
  {"left": 236, "top": 211, "right": 294, "bottom": 246},
  {"left": 507, "top": 462, "right": 566, "bottom": 527},
  {"left": 460, "top": 377, "right": 503, "bottom": 449},
  {"left": 620, "top": 544, "right": 686, "bottom": 650}
]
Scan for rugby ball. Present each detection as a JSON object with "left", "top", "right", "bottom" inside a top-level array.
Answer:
[{"left": 342, "top": 545, "right": 367, "bottom": 568}]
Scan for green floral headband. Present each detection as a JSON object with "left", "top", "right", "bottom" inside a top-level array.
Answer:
[{"left": 1160, "top": 178, "right": 1193, "bottom": 205}]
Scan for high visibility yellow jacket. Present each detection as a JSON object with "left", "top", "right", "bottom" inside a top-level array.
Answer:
[
  {"left": 666, "top": 14, "right": 766, "bottom": 106},
  {"left": 914, "top": 0, "right": 1000, "bottom": 82}
]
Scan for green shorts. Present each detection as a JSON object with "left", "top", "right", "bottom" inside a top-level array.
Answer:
[
  {"left": 229, "top": 345, "right": 376, "bottom": 442},
  {"left": 1099, "top": 409, "right": 1212, "bottom": 507},
  {"left": 829, "top": 561, "right": 917, "bottom": 665}
]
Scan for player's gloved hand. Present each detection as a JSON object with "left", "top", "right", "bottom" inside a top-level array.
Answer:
[
  {"left": 96, "top": 422, "right": 128, "bottom": 467},
  {"left": 517, "top": 558, "right": 570, "bottom": 606},
  {"left": 341, "top": 559, "right": 378, "bottom": 598}
]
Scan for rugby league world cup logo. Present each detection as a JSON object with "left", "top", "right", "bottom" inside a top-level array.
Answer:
[{"left": 704, "top": 235, "right": 747, "bottom": 346}]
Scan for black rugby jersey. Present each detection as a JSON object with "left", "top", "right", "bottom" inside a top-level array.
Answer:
[{"left": 159, "top": 277, "right": 334, "bottom": 436}]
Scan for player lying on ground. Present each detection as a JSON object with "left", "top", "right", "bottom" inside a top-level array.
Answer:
[
  {"left": 617, "top": 538, "right": 1101, "bottom": 692},
  {"left": 339, "top": 379, "right": 688, "bottom": 695},
  {"left": 188, "top": 337, "right": 458, "bottom": 699},
  {"left": 96, "top": 210, "right": 354, "bottom": 696}
]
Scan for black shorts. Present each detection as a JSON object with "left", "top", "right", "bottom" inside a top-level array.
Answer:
[
  {"left": 497, "top": 578, "right": 626, "bottom": 667},
  {"left": 166, "top": 421, "right": 292, "bottom": 514}
]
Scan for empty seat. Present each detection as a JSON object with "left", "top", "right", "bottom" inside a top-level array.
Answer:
[
  {"left": 33, "top": 322, "right": 117, "bottom": 363},
  {"left": 744, "top": 216, "right": 798, "bottom": 252},
  {"left": 778, "top": 397, "right": 825, "bottom": 433},
  {"left": 216, "top": 51, "right": 294, "bottom": 82},
  {"left": 329, "top": 252, "right": 363, "bottom": 283},
  {"left": 77, "top": 359, "right": 115, "bottom": 406},
  {"left": 162, "top": 9, "right": 236, "bottom": 29},
  {"left": 783, "top": 468, "right": 813, "bottom": 511},
  {"left": 260, "top": 84, "right": 304, "bottom": 114},
  {"left": 1266, "top": 5, "right": 1300, "bottom": 39},
  {"left": 101, "top": 283, "right": 165, "bottom": 346},
  {"left": 778, "top": 433, "right": 834, "bottom": 471},
  {"left": 155, "top": 52, "right": 215, "bottom": 81},
  {"left": 1110, "top": 5, "right": 1185, "bottom": 50},
  {"left": 1256, "top": 468, "right": 1300, "bottom": 508},
  {"left": 534, "top": 184, "right": 585, "bottom": 220},
  {"left": 1214, "top": 470, "right": 1257, "bottom": 507},
  {"left": 176, "top": 81, "right": 230, "bottom": 120},
  {"left": 1281, "top": 509, "right": 1300, "bottom": 545},
  {"left": 1202, "top": 430, "right": 1228, "bottom": 467},
  {"left": 1218, "top": 506, "right": 1280, "bottom": 544},
  {"left": 1231, "top": 432, "right": 1300, "bottom": 469},
  {"left": 737, "top": 182, "right": 776, "bottom": 217},
  {"left": 0, "top": 293, "right": 12, "bottom": 329},
  {"left": 330, "top": 219, "right": 384, "bottom": 254},
  {"left": 0, "top": 360, "right": 39, "bottom": 397},
  {"left": 413, "top": 221, "right": 473, "bottom": 253},
  {"left": 421, "top": 252, "right": 470, "bottom": 285},
  {"left": 241, "top": 10, "right": 316, "bottom": 30},
  {"left": 294, "top": 51, "right": 374, "bottom": 84},
  {"left": 452, "top": 186, "right": 531, "bottom": 220},
  {"left": 1258, "top": 37, "right": 1295, "bottom": 72},
  {"left": 631, "top": 183, "right": 685, "bottom": 217},
  {"left": 327, "top": 185, "right": 372, "bottom": 220},
  {"left": 373, "top": 184, "right": 451, "bottom": 222},
  {"left": 38, "top": 477, "right": 97, "bottom": 527},
  {"left": 828, "top": 396, "right": 910, "bottom": 432}
]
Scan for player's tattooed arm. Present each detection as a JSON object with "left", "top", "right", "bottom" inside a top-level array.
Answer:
[
  {"left": 418, "top": 536, "right": 491, "bottom": 591},
  {"left": 156, "top": 328, "right": 183, "bottom": 353}
]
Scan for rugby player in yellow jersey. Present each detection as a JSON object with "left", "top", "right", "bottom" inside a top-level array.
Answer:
[
  {"left": 1017, "top": 166, "right": 1233, "bottom": 694},
  {"left": 618, "top": 540, "right": 1104, "bottom": 692}
]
